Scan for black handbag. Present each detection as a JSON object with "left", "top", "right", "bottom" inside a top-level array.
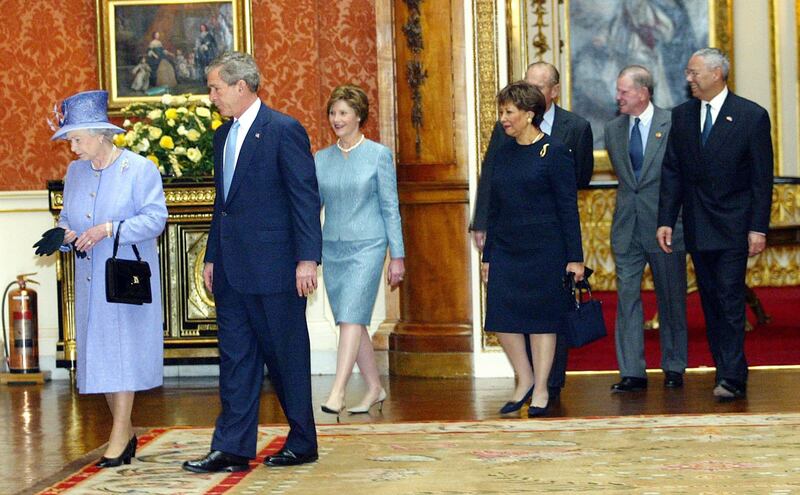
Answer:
[
  {"left": 563, "top": 270, "right": 607, "bottom": 348},
  {"left": 105, "top": 220, "right": 152, "bottom": 305}
]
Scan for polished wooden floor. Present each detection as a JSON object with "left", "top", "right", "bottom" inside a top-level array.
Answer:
[{"left": 5, "top": 367, "right": 800, "bottom": 494}]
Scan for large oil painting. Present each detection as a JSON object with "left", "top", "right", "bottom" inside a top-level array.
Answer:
[
  {"left": 567, "top": 0, "right": 716, "bottom": 150},
  {"left": 97, "top": 0, "right": 253, "bottom": 112}
]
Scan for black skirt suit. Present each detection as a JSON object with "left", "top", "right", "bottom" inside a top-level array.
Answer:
[{"left": 483, "top": 135, "right": 584, "bottom": 334}]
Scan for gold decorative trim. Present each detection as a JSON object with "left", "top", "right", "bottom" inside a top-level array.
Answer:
[
  {"left": 769, "top": 0, "right": 783, "bottom": 176},
  {"left": 164, "top": 187, "right": 216, "bottom": 206},
  {"left": 474, "top": 0, "right": 499, "bottom": 350}
]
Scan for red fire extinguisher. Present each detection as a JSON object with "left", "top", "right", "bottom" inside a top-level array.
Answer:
[{"left": 2, "top": 273, "right": 40, "bottom": 374}]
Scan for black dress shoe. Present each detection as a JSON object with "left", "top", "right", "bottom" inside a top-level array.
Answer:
[
  {"left": 182, "top": 450, "right": 250, "bottom": 473},
  {"left": 664, "top": 371, "right": 684, "bottom": 388},
  {"left": 263, "top": 448, "right": 319, "bottom": 467},
  {"left": 610, "top": 377, "right": 648, "bottom": 392},
  {"left": 713, "top": 379, "right": 746, "bottom": 401}
]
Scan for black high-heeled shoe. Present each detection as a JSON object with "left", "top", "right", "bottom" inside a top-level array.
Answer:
[
  {"left": 96, "top": 435, "right": 137, "bottom": 468},
  {"left": 499, "top": 385, "right": 534, "bottom": 414}
]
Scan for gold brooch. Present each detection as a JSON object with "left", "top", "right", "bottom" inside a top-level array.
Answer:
[
  {"left": 539, "top": 144, "right": 549, "bottom": 157},
  {"left": 655, "top": 132, "right": 663, "bottom": 139}
]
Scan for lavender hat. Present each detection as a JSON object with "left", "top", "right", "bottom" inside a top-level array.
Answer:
[{"left": 49, "top": 90, "right": 124, "bottom": 141}]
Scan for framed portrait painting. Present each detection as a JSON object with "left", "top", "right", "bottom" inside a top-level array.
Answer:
[
  {"left": 96, "top": 0, "right": 253, "bottom": 112},
  {"left": 505, "top": 0, "right": 733, "bottom": 170}
]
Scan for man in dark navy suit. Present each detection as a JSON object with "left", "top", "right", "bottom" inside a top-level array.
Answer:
[
  {"left": 657, "top": 48, "right": 773, "bottom": 401},
  {"left": 184, "top": 52, "right": 322, "bottom": 473},
  {"left": 471, "top": 62, "right": 594, "bottom": 400}
]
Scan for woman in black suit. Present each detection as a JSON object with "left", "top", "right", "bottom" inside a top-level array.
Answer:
[{"left": 482, "top": 81, "right": 585, "bottom": 417}]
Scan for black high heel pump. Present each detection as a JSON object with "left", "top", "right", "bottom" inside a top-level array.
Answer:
[
  {"left": 96, "top": 435, "right": 137, "bottom": 468},
  {"left": 499, "top": 386, "right": 534, "bottom": 414}
]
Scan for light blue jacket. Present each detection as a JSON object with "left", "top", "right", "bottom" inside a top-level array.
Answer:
[{"left": 315, "top": 139, "right": 404, "bottom": 258}]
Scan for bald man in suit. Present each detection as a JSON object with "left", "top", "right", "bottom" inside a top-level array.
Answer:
[{"left": 605, "top": 65, "right": 687, "bottom": 393}]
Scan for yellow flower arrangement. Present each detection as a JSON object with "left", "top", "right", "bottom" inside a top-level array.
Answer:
[{"left": 117, "top": 94, "right": 224, "bottom": 177}]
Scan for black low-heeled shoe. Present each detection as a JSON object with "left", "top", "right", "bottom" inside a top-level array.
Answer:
[
  {"left": 527, "top": 402, "right": 550, "bottom": 418},
  {"left": 96, "top": 435, "right": 137, "bottom": 468},
  {"left": 499, "top": 385, "right": 534, "bottom": 415}
]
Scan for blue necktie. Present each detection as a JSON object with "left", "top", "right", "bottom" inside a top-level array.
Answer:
[
  {"left": 223, "top": 120, "right": 240, "bottom": 201},
  {"left": 701, "top": 103, "right": 713, "bottom": 146},
  {"left": 629, "top": 117, "right": 643, "bottom": 182}
]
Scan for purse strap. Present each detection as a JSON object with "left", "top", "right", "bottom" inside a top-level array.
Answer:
[{"left": 111, "top": 220, "right": 142, "bottom": 262}]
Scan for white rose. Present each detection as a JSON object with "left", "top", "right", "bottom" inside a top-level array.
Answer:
[
  {"left": 177, "top": 125, "right": 188, "bottom": 136},
  {"left": 177, "top": 106, "right": 189, "bottom": 114},
  {"left": 195, "top": 107, "right": 211, "bottom": 118},
  {"left": 174, "top": 146, "right": 187, "bottom": 155},
  {"left": 161, "top": 94, "right": 173, "bottom": 105},
  {"left": 174, "top": 95, "right": 188, "bottom": 106},
  {"left": 186, "top": 147, "right": 202, "bottom": 163},
  {"left": 147, "top": 109, "right": 163, "bottom": 120},
  {"left": 134, "top": 138, "right": 150, "bottom": 153},
  {"left": 123, "top": 119, "right": 131, "bottom": 128}
]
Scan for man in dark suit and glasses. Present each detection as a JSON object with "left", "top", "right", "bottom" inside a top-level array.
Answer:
[
  {"left": 184, "top": 52, "right": 322, "bottom": 473},
  {"left": 657, "top": 48, "right": 773, "bottom": 401},
  {"left": 471, "top": 61, "right": 594, "bottom": 400},
  {"left": 605, "top": 65, "right": 688, "bottom": 393}
]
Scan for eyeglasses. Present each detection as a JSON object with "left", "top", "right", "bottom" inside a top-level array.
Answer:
[{"left": 684, "top": 69, "right": 703, "bottom": 78}]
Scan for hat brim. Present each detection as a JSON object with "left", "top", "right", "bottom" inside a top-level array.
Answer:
[{"left": 51, "top": 122, "right": 125, "bottom": 141}]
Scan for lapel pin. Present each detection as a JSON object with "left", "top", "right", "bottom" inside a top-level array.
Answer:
[
  {"left": 655, "top": 131, "right": 663, "bottom": 139},
  {"left": 725, "top": 116, "right": 733, "bottom": 122},
  {"left": 255, "top": 132, "right": 261, "bottom": 139}
]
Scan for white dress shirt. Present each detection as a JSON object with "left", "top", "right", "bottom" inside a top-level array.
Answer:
[
  {"left": 223, "top": 98, "right": 261, "bottom": 172},
  {"left": 700, "top": 86, "right": 728, "bottom": 132},
  {"left": 540, "top": 104, "right": 555, "bottom": 135}
]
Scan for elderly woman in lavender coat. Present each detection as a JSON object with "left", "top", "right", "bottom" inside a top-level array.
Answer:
[{"left": 52, "top": 90, "right": 167, "bottom": 468}]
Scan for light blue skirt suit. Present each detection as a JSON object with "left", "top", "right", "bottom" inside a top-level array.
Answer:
[
  {"left": 58, "top": 150, "right": 167, "bottom": 393},
  {"left": 315, "top": 139, "right": 404, "bottom": 325}
]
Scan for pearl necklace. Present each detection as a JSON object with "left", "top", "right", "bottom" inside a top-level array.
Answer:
[
  {"left": 336, "top": 134, "right": 365, "bottom": 153},
  {"left": 91, "top": 145, "right": 118, "bottom": 171}
]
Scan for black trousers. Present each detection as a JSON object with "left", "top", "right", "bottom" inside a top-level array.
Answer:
[{"left": 691, "top": 248, "right": 749, "bottom": 387}]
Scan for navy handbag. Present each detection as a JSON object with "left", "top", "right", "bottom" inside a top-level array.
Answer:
[{"left": 563, "top": 269, "right": 607, "bottom": 348}]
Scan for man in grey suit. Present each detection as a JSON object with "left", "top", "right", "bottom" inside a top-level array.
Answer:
[
  {"left": 471, "top": 62, "right": 594, "bottom": 399},
  {"left": 604, "top": 66, "right": 688, "bottom": 392}
]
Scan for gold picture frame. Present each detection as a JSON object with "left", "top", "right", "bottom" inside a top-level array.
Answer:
[
  {"left": 96, "top": 0, "right": 253, "bottom": 113},
  {"left": 502, "top": 0, "right": 733, "bottom": 173}
]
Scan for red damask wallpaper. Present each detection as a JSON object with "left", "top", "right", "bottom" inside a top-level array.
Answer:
[{"left": 0, "top": 0, "right": 380, "bottom": 191}]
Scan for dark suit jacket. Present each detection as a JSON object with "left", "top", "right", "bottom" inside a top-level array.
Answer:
[
  {"left": 471, "top": 105, "right": 594, "bottom": 231},
  {"left": 657, "top": 92, "right": 773, "bottom": 252},
  {"left": 605, "top": 105, "right": 683, "bottom": 254},
  {"left": 204, "top": 103, "right": 322, "bottom": 294}
]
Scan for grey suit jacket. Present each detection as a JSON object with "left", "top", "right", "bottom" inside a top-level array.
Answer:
[{"left": 604, "top": 105, "right": 684, "bottom": 254}]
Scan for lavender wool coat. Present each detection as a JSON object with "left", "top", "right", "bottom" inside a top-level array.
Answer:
[{"left": 58, "top": 150, "right": 167, "bottom": 393}]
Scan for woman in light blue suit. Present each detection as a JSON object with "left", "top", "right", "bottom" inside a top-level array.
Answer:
[{"left": 316, "top": 85, "right": 405, "bottom": 417}]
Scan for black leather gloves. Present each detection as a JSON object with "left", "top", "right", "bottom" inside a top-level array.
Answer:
[
  {"left": 33, "top": 227, "right": 86, "bottom": 258},
  {"left": 33, "top": 227, "right": 65, "bottom": 256}
]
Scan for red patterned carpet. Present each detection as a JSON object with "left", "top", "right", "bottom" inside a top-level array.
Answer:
[{"left": 568, "top": 287, "right": 800, "bottom": 371}]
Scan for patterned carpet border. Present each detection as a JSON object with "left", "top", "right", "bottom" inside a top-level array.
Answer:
[{"left": 35, "top": 413, "right": 800, "bottom": 495}]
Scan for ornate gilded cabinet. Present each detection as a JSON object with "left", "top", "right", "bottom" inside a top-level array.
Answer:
[{"left": 48, "top": 179, "right": 219, "bottom": 370}]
